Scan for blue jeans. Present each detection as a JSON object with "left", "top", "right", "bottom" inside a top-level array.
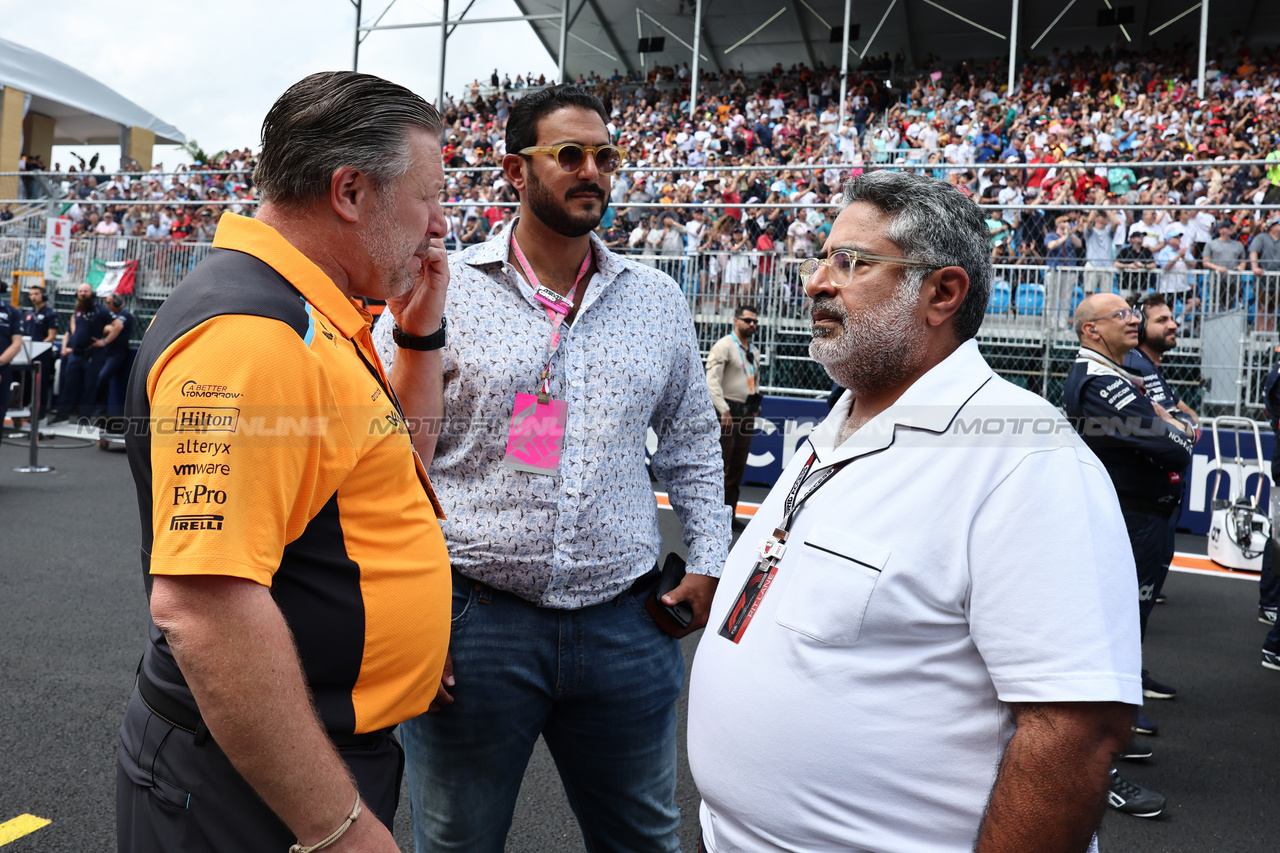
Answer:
[{"left": 400, "top": 573, "right": 684, "bottom": 853}]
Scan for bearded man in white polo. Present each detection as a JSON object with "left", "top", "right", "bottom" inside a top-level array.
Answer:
[{"left": 688, "top": 170, "right": 1142, "bottom": 853}]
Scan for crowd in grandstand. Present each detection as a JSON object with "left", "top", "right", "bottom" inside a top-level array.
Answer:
[{"left": 13, "top": 35, "right": 1280, "bottom": 315}]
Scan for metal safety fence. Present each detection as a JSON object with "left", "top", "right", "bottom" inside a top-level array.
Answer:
[{"left": 5, "top": 231, "right": 1279, "bottom": 420}]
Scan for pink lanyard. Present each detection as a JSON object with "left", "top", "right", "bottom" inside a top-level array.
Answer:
[{"left": 510, "top": 234, "right": 593, "bottom": 401}]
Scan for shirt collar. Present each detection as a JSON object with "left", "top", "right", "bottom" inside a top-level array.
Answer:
[
  {"left": 461, "top": 215, "right": 626, "bottom": 284},
  {"left": 212, "top": 213, "right": 371, "bottom": 339},
  {"left": 809, "top": 339, "right": 994, "bottom": 467},
  {"left": 1075, "top": 345, "right": 1143, "bottom": 384}
]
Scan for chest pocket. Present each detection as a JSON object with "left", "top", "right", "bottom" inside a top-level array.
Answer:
[{"left": 774, "top": 526, "right": 889, "bottom": 645}]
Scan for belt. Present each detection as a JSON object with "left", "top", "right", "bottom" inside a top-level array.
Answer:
[
  {"left": 453, "top": 567, "right": 658, "bottom": 604},
  {"left": 136, "top": 667, "right": 389, "bottom": 749}
]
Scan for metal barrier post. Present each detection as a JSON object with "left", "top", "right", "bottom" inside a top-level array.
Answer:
[{"left": 12, "top": 354, "right": 54, "bottom": 474}]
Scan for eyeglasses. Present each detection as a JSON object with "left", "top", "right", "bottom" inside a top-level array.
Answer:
[
  {"left": 798, "top": 249, "right": 938, "bottom": 288},
  {"left": 518, "top": 143, "right": 623, "bottom": 175},
  {"left": 738, "top": 317, "right": 759, "bottom": 325},
  {"left": 1085, "top": 308, "right": 1141, "bottom": 324}
]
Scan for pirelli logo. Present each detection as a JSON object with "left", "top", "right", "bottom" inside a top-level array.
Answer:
[
  {"left": 169, "top": 514, "right": 224, "bottom": 531},
  {"left": 175, "top": 407, "right": 240, "bottom": 433}
]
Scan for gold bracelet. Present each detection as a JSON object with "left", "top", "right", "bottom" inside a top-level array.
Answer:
[{"left": 288, "top": 794, "right": 362, "bottom": 853}]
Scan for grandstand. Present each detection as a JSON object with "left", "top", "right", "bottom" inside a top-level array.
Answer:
[{"left": 6, "top": 22, "right": 1280, "bottom": 419}]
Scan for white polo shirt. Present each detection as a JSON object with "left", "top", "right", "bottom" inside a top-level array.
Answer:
[{"left": 688, "top": 340, "right": 1141, "bottom": 853}]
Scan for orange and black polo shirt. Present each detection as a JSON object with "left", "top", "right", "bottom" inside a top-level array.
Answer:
[{"left": 124, "top": 213, "right": 450, "bottom": 736}]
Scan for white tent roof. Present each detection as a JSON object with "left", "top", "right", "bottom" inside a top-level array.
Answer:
[{"left": 0, "top": 36, "right": 185, "bottom": 145}]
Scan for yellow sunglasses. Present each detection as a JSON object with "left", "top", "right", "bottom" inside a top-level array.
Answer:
[{"left": 518, "top": 143, "right": 623, "bottom": 175}]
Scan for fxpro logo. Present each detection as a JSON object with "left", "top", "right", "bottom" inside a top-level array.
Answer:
[
  {"left": 181, "top": 381, "right": 242, "bottom": 399},
  {"left": 176, "top": 407, "right": 240, "bottom": 433},
  {"left": 169, "top": 514, "right": 224, "bottom": 531}
]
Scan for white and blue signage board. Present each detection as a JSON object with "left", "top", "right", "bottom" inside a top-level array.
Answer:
[{"left": 648, "top": 396, "right": 1275, "bottom": 536}]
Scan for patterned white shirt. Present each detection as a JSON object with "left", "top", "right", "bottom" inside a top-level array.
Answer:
[{"left": 374, "top": 224, "right": 730, "bottom": 608}]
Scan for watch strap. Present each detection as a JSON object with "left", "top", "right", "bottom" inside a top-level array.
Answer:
[{"left": 393, "top": 316, "right": 447, "bottom": 351}]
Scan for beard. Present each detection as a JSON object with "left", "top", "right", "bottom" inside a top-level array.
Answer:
[
  {"left": 1147, "top": 328, "right": 1177, "bottom": 355},
  {"left": 808, "top": 282, "right": 927, "bottom": 399},
  {"left": 525, "top": 168, "right": 607, "bottom": 238},
  {"left": 75, "top": 296, "right": 95, "bottom": 312},
  {"left": 364, "top": 193, "right": 430, "bottom": 300}
]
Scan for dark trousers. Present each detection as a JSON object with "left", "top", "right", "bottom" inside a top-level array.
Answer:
[
  {"left": 719, "top": 403, "right": 758, "bottom": 510},
  {"left": 1154, "top": 510, "right": 1178, "bottom": 599},
  {"left": 1123, "top": 509, "right": 1169, "bottom": 641},
  {"left": 95, "top": 349, "right": 132, "bottom": 417},
  {"left": 1260, "top": 540, "right": 1279, "bottom": 610},
  {"left": 1262, "top": 542, "right": 1280, "bottom": 649},
  {"left": 116, "top": 687, "right": 403, "bottom": 853},
  {"left": 33, "top": 351, "right": 55, "bottom": 417},
  {"left": 58, "top": 350, "right": 104, "bottom": 421},
  {"left": 0, "top": 364, "right": 12, "bottom": 424}
]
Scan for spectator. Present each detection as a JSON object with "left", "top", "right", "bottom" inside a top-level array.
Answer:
[
  {"left": 458, "top": 214, "right": 487, "bottom": 245},
  {"left": 1084, "top": 210, "right": 1119, "bottom": 294},
  {"left": 1045, "top": 215, "right": 1083, "bottom": 326},
  {"left": 1202, "top": 220, "right": 1248, "bottom": 308},
  {"left": 1250, "top": 218, "right": 1280, "bottom": 331},
  {"left": 1116, "top": 231, "right": 1158, "bottom": 296},
  {"left": 1155, "top": 232, "right": 1196, "bottom": 301}
]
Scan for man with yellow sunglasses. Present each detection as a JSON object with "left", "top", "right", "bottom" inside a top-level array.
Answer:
[{"left": 376, "top": 84, "right": 727, "bottom": 853}]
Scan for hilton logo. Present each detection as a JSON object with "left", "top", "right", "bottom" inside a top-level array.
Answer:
[
  {"left": 170, "top": 514, "right": 224, "bottom": 531},
  {"left": 175, "top": 407, "right": 240, "bottom": 433}
]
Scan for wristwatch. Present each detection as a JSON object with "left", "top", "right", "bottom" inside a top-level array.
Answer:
[{"left": 392, "top": 316, "right": 447, "bottom": 351}]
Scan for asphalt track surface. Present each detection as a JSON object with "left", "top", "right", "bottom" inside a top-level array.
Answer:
[{"left": 0, "top": 435, "right": 1276, "bottom": 853}]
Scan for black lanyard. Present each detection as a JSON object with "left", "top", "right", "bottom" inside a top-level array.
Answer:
[
  {"left": 776, "top": 450, "right": 852, "bottom": 538},
  {"left": 718, "top": 447, "right": 852, "bottom": 644}
]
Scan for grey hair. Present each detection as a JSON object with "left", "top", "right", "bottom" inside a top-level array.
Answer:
[
  {"left": 839, "top": 170, "right": 992, "bottom": 342},
  {"left": 253, "top": 71, "right": 444, "bottom": 209}
]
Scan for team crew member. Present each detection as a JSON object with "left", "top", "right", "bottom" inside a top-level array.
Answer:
[
  {"left": 1123, "top": 293, "right": 1197, "bottom": 648},
  {"left": 55, "top": 282, "right": 112, "bottom": 424},
  {"left": 689, "top": 171, "right": 1142, "bottom": 852},
  {"left": 0, "top": 292, "right": 22, "bottom": 423},
  {"left": 1064, "top": 292, "right": 1197, "bottom": 815},
  {"left": 23, "top": 284, "right": 59, "bottom": 418},
  {"left": 95, "top": 292, "right": 134, "bottom": 420},
  {"left": 706, "top": 303, "right": 763, "bottom": 515},
  {"left": 118, "top": 72, "right": 453, "bottom": 853},
  {"left": 375, "top": 84, "right": 728, "bottom": 853},
  {"left": 1259, "top": 358, "right": 1280, "bottom": 666}
]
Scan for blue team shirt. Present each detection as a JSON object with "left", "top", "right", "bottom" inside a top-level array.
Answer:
[
  {"left": 23, "top": 304, "right": 58, "bottom": 341},
  {"left": 0, "top": 304, "right": 22, "bottom": 348},
  {"left": 67, "top": 303, "right": 112, "bottom": 353},
  {"left": 106, "top": 308, "right": 134, "bottom": 355}
]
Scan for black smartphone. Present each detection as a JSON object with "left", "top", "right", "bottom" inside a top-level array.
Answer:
[{"left": 649, "top": 552, "right": 693, "bottom": 631}]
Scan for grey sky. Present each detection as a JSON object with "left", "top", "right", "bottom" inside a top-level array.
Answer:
[{"left": 6, "top": 0, "right": 557, "bottom": 168}]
